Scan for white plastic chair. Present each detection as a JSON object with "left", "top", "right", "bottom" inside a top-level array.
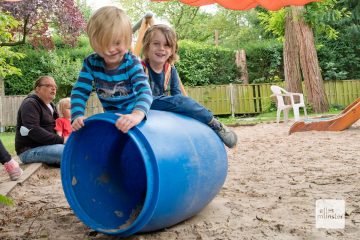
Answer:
[{"left": 270, "top": 85, "right": 307, "bottom": 124}]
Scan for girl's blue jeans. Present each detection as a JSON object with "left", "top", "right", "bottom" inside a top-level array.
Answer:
[{"left": 151, "top": 95, "right": 213, "bottom": 124}]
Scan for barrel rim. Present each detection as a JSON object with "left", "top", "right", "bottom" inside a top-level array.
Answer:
[{"left": 61, "top": 113, "right": 160, "bottom": 236}]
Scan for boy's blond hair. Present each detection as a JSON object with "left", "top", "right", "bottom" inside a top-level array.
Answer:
[
  {"left": 142, "top": 24, "right": 179, "bottom": 65},
  {"left": 86, "top": 6, "right": 132, "bottom": 53},
  {"left": 57, "top": 97, "right": 70, "bottom": 118}
]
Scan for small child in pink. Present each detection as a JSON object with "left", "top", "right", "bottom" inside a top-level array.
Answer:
[{"left": 55, "top": 97, "right": 72, "bottom": 143}]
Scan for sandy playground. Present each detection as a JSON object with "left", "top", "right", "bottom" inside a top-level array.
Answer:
[{"left": 0, "top": 120, "right": 359, "bottom": 239}]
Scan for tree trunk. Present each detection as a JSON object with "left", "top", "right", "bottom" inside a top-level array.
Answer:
[
  {"left": 0, "top": 78, "right": 3, "bottom": 132},
  {"left": 214, "top": 30, "right": 219, "bottom": 46},
  {"left": 235, "top": 49, "right": 249, "bottom": 84},
  {"left": 292, "top": 6, "right": 329, "bottom": 113},
  {"left": 284, "top": 8, "right": 302, "bottom": 94},
  {"left": 0, "top": 78, "right": 4, "bottom": 96}
]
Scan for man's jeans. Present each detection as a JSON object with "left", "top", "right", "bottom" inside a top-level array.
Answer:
[
  {"left": 151, "top": 95, "right": 213, "bottom": 124},
  {"left": 19, "top": 144, "right": 65, "bottom": 165}
]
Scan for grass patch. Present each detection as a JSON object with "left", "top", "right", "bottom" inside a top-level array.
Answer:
[
  {"left": 0, "top": 132, "right": 16, "bottom": 156},
  {"left": 0, "top": 194, "right": 14, "bottom": 206}
]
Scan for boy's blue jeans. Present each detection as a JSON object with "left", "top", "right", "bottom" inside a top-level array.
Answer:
[
  {"left": 151, "top": 95, "right": 213, "bottom": 124},
  {"left": 19, "top": 144, "right": 65, "bottom": 165}
]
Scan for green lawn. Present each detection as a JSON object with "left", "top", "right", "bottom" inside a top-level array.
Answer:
[{"left": 0, "top": 132, "right": 16, "bottom": 156}]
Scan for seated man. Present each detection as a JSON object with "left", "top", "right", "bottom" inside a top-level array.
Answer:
[{"left": 15, "top": 76, "right": 65, "bottom": 165}]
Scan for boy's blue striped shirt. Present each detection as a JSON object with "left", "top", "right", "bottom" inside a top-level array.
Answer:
[{"left": 71, "top": 52, "right": 153, "bottom": 120}]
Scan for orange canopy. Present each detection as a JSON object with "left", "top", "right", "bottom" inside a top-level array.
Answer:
[{"left": 152, "top": 0, "right": 319, "bottom": 11}]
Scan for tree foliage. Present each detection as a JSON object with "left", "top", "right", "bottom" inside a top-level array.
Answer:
[
  {"left": 120, "top": 0, "right": 202, "bottom": 39},
  {"left": 0, "top": 11, "right": 25, "bottom": 78},
  {"left": 76, "top": 0, "right": 92, "bottom": 22},
  {"left": 258, "top": 0, "right": 350, "bottom": 40},
  {"left": 336, "top": 0, "right": 360, "bottom": 39},
  {"left": 0, "top": 0, "right": 86, "bottom": 49},
  {"left": 215, "top": 9, "right": 265, "bottom": 48},
  {"left": 257, "top": 9, "right": 286, "bottom": 41},
  {"left": 119, "top": 0, "right": 265, "bottom": 48},
  {"left": 305, "top": 0, "right": 350, "bottom": 39},
  {"left": 317, "top": 0, "right": 360, "bottom": 80}
]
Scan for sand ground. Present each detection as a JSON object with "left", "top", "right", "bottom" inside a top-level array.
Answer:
[{"left": 0, "top": 121, "right": 359, "bottom": 239}]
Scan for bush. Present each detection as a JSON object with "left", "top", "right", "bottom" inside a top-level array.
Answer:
[
  {"left": 317, "top": 41, "right": 360, "bottom": 80},
  {"left": 239, "top": 40, "right": 283, "bottom": 83},
  {"left": 176, "top": 40, "right": 239, "bottom": 86},
  {"left": 4, "top": 41, "right": 92, "bottom": 99}
]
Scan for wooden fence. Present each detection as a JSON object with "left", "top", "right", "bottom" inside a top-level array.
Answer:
[
  {"left": 0, "top": 95, "right": 26, "bottom": 130},
  {"left": 1, "top": 80, "right": 359, "bottom": 128},
  {"left": 186, "top": 80, "right": 360, "bottom": 115}
]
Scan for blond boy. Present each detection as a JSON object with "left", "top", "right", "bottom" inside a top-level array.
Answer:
[{"left": 71, "top": 6, "right": 152, "bottom": 133}]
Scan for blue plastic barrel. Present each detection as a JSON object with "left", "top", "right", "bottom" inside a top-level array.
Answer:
[{"left": 61, "top": 110, "right": 228, "bottom": 237}]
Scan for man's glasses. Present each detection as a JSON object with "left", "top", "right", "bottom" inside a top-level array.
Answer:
[{"left": 39, "top": 84, "right": 58, "bottom": 89}]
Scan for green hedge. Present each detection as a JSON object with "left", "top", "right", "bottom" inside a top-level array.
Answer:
[
  {"left": 176, "top": 39, "right": 284, "bottom": 85},
  {"left": 240, "top": 40, "right": 283, "bottom": 83},
  {"left": 176, "top": 40, "right": 239, "bottom": 86},
  {"left": 4, "top": 38, "right": 92, "bottom": 99},
  {"left": 5, "top": 39, "right": 242, "bottom": 97}
]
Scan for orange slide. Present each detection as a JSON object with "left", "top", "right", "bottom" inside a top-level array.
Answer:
[{"left": 289, "top": 98, "right": 360, "bottom": 134}]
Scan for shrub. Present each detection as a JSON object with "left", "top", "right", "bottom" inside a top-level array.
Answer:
[
  {"left": 239, "top": 40, "right": 283, "bottom": 83},
  {"left": 176, "top": 40, "right": 239, "bottom": 86},
  {"left": 4, "top": 42, "right": 92, "bottom": 99}
]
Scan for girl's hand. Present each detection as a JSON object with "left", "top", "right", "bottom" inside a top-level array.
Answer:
[
  {"left": 72, "top": 116, "right": 85, "bottom": 131},
  {"left": 115, "top": 110, "right": 145, "bottom": 133}
]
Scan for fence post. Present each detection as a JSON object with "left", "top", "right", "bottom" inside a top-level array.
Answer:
[{"left": 229, "top": 83, "right": 235, "bottom": 117}]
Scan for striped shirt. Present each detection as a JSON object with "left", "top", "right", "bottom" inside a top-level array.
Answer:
[{"left": 71, "top": 52, "right": 153, "bottom": 121}]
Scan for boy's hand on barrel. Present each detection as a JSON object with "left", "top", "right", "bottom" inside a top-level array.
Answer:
[
  {"left": 72, "top": 116, "right": 85, "bottom": 131},
  {"left": 115, "top": 110, "right": 145, "bottom": 133}
]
